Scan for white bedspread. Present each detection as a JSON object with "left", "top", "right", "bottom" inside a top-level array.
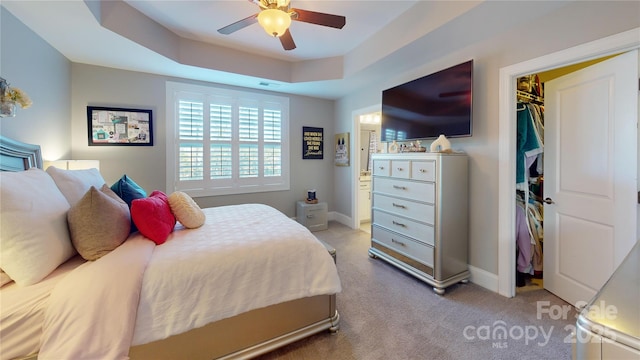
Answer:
[
  {"left": 132, "top": 203, "right": 342, "bottom": 345},
  {"left": 30, "top": 204, "right": 340, "bottom": 359},
  {"left": 39, "top": 236, "right": 155, "bottom": 360}
]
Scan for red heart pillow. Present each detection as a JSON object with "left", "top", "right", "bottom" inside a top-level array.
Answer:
[{"left": 131, "top": 190, "right": 176, "bottom": 244}]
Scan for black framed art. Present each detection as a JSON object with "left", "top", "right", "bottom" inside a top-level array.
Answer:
[
  {"left": 87, "top": 106, "right": 153, "bottom": 146},
  {"left": 302, "top": 126, "right": 323, "bottom": 159}
]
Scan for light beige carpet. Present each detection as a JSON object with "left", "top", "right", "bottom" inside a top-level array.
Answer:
[{"left": 258, "top": 222, "right": 576, "bottom": 360}]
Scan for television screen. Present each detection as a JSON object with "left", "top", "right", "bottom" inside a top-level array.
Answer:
[{"left": 381, "top": 60, "right": 473, "bottom": 142}]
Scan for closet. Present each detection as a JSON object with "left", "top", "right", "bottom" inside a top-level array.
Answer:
[{"left": 515, "top": 74, "right": 544, "bottom": 290}]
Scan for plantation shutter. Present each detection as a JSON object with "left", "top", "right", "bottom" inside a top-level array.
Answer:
[
  {"left": 178, "top": 100, "right": 204, "bottom": 181},
  {"left": 210, "top": 104, "right": 232, "bottom": 179},
  {"left": 167, "top": 81, "right": 289, "bottom": 196}
]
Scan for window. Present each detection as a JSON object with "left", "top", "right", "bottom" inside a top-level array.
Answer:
[{"left": 166, "top": 82, "right": 290, "bottom": 197}]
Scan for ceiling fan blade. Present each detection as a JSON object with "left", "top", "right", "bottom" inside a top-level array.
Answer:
[
  {"left": 217, "top": 14, "right": 258, "bottom": 35},
  {"left": 290, "top": 8, "right": 346, "bottom": 29},
  {"left": 279, "top": 29, "right": 296, "bottom": 50}
]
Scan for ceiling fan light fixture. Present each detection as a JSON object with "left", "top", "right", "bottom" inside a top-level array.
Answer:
[{"left": 257, "top": 8, "right": 291, "bottom": 37}]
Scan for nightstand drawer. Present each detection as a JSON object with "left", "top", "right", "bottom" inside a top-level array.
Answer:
[
  {"left": 296, "top": 201, "right": 328, "bottom": 232},
  {"left": 372, "top": 225, "right": 434, "bottom": 267}
]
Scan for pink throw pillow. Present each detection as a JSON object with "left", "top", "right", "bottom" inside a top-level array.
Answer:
[{"left": 131, "top": 191, "right": 176, "bottom": 244}]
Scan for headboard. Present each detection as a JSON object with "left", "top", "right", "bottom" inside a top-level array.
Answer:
[{"left": 0, "top": 135, "right": 43, "bottom": 172}]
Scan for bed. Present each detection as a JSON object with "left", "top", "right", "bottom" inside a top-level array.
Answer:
[{"left": 0, "top": 135, "right": 341, "bottom": 360}]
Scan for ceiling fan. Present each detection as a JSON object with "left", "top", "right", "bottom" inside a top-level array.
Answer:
[{"left": 217, "top": 0, "right": 346, "bottom": 51}]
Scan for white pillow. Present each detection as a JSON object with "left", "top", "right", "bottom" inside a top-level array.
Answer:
[
  {"left": 46, "top": 166, "right": 106, "bottom": 206},
  {"left": 0, "top": 168, "right": 76, "bottom": 286}
]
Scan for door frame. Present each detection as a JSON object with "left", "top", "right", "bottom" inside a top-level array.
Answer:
[
  {"left": 497, "top": 27, "right": 640, "bottom": 298},
  {"left": 351, "top": 104, "right": 382, "bottom": 229}
]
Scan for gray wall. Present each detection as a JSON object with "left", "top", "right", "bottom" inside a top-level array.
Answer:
[
  {"left": 4, "top": 1, "right": 640, "bottom": 285},
  {"left": 334, "top": 1, "right": 640, "bottom": 275},
  {"left": 0, "top": 8, "right": 71, "bottom": 159},
  {"left": 69, "top": 64, "right": 335, "bottom": 217}
]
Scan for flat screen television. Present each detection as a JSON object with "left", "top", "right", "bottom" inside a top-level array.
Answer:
[{"left": 381, "top": 60, "right": 473, "bottom": 142}]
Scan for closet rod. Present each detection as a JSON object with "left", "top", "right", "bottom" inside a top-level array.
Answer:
[{"left": 516, "top": 90, "right": 544, "bottom": 104}]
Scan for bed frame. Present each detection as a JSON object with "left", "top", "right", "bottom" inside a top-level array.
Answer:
[{"left": 0, "top": 135, "right": 339, "bottom": 360}]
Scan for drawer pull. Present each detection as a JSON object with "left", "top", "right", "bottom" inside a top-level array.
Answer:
[
  {"left": 306, "top": 215, "right": 315, "bottom": 218},
  {"left": 419, "top": 168, "right": 428, "bottom": 173},
  {"left": 378, "top": 166, "right": 384, "bottom": 170},
  {"left": 392, "top": 203, "right": 406, "bottom": 209},
  {"left": 397, "top": 167, "right": 404, "bottom": 171},
  {"left": 392, "top": 220, "right": 406, "bottom": 227},
  {"left": 391, "top": 238, "right": 406, "bottom": 247},
  {"left": 392, "top": 185, "right": 407, "bottom": 190}
]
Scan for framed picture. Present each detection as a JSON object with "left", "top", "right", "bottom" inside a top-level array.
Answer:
[
  {"left": 302, "top": 126, "right": 323, "bottom": 159},
  {"left": 87, "top": 106, "right": 153, "bottom": 146},
  {"left": 334, "top": 132, "right": 350, "bottom": 167}
]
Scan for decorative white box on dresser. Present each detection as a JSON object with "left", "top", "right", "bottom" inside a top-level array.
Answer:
[{"left": 368, "top": 152, "right": 469, "bottom": 294}]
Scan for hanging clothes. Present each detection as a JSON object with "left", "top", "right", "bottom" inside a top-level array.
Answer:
[
  {"left": 516, "top": 192, "right": 544, "bottom": 275},
  {"left": 515, "top": 85, "right": 545, "bottom": 280},
  {"left": 515, "top": 200, "right": 533, "bottom": 274},
  {"left": 516, "top": 103, "right": 543, "bottom": 190}
]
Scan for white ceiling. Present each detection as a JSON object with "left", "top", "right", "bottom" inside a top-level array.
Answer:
[
  {"left": 2, "top": 0, "right": 496, "bottom": 99},
  {"left": 125, "top": 0, "right": 418, "bottom": 62}
]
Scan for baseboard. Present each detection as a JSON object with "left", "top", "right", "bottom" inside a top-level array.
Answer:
[
  {"left": 328, "top": 211, "right": 353, "bottom": 228},
  {"left": 468, "top": 265, "right": 499, "bottom": 293},
  {"left": 327, "top": 213, "right": 502, "bottom": 295}
]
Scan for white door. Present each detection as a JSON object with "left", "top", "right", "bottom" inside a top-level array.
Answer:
[{"left": 544, "top": 50, "right": 638, "bottom": 307}]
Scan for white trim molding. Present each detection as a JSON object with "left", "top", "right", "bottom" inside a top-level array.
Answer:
[{"left": 497, "top": 27, "right": 640, "bottom": 298}]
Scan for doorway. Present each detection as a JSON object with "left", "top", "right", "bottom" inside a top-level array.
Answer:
[
  {"left": 351, "top": 105, "right": 382, "bottom": 231},
  {"left": 513, "top": 60, "right": 615, "bottom": 294},
  {"left": 497, "top": 27, "right": 640, "bottom": 298}
]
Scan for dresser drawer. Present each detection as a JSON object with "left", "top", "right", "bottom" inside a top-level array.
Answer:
[
  {"left": 372, "top": 159, "right": 390, "bottom": 177},
  {"left": 372, "top": 225, "right": 434, "bottom": 267},
  {"left": 411, "top": 160, "right": 436, "bottom": 182},
  {"left": 372, "top": 193, "right": 434, "bottom": 225},
  {"left": 373, "top": 177, "right": 435, "bottom": 203},
  {"left": 373, "top": 210, "right": 434, "bottom": 246},
  {"left": 390, "top": 160, "right": 411, "bottom": 179}
]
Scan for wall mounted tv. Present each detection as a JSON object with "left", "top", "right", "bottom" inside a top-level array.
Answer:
[{"left": 381, "top": 59, "right": 473, "bottom": 142}]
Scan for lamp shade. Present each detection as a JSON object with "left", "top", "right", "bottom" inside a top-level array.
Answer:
[{"left": 257, "top": 9, "right": 291, "bottom": 37}]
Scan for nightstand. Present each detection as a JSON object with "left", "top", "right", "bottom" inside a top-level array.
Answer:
[{"left": 296, "top": 201, "right": 328, "bottom": 232}]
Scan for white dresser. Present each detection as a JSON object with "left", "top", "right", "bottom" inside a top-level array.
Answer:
[{"left": 368, "top": 152, "right": 469, "bottom": 294}]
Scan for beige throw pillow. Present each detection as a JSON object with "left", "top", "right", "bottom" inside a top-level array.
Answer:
[
  {"left": 168, "top": 191, "right": 205, "bottom": 229},
  {"left": 68, "top": 184, "right": 131, "bottom": 261}
]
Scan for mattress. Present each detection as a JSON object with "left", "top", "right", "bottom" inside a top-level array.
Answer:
[
  {"left": 131, "top": 203, "right": 341, "bottom": 345},
  {"left": 0, "top": 256, "right": 85, "bottom": 360},
  {"left": 1, "top": 203, "right": 341, "bottom": 359}
]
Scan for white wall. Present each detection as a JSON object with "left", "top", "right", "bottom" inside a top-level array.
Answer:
[{"left": 334, "top": 1, "right": 640, "bottom": 276}]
